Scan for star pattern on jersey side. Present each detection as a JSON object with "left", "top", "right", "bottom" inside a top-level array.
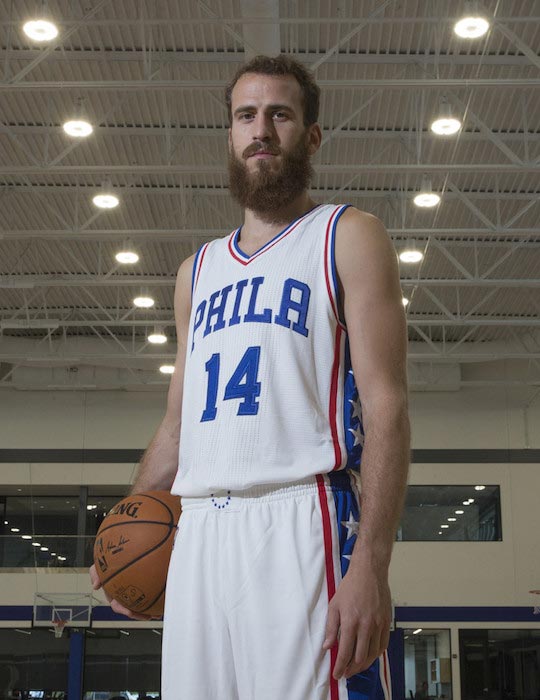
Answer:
[
  {"left": 341, "top": 512, "right": 360, "bottom": 539},
  {"left": 349, "top": 397, "right": 363, "bottom": 422},
  {"left": 348, "top": 424, "right": 365, "bottom": 447}
]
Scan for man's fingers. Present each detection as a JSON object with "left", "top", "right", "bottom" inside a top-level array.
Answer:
[
  {"left": 333, "top": 624, "right": 356, "bottom": 680},
  {"left": 88, "top": 564, "right": 102, "bottom": 590},
  {"left": 323, "top": 605, "right": 340, "bottom": 650}
]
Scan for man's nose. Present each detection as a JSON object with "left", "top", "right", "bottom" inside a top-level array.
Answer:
[{"left": 252, "top": 113, "right": 274, "bottom": 141}]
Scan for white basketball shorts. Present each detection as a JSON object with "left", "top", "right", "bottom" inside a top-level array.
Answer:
[{"left": 162, "top": 470, "right": 392, "bottom": 700}]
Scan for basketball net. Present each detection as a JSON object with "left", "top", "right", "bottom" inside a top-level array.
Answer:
[{"left": 53, "top": 620, "right": 67, "bottom": 639}]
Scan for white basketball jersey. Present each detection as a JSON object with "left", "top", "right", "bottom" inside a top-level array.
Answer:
[{"left": 172, "top": 203, "right": 365, "bottom": 497}]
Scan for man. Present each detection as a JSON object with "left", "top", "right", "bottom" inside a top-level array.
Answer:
[{"left": 91, "top": 55, "right": 410, "bottom": 699}]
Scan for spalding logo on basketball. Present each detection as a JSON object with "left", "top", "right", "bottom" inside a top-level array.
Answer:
[{"left": 93, "top": 491, "right": 182, "bottom": 617}]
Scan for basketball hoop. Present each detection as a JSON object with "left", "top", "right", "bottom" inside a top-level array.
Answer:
[{"left": 53, "top": 620, "right": 67, "bottom": 639}]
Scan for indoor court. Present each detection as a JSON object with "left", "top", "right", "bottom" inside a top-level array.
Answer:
[{"left": 0, "top": 1, "right": 539, "bottom": 699}]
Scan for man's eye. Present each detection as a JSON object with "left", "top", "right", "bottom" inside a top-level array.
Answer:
[
  {"left": 273, "top": 112, "right": 287, "bottom": 119},
  {"left": 239, "top": 113, "right": 253, "bottom": 120}
]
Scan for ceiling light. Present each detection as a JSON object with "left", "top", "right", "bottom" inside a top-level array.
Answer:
[
  {"left": 431, "top": 98, "right": 461, "bottom": 136},
  {"left": 431, "top": 116, "right": 461, "bottom": 136},
  {"left": 438, "top": 531, "right": 442, "bottom": 535},
  {"left": 133, "top": 296, "right": 154, "bottom": 308},
  {"left": 10, "top": 528, "right": 20, "bottom": 533},
  {"left": 21, "top": 535, "right": 32, "bottom": 540},
  {"left": 455, "top": 510, "right": 464, "bottom": 515},
  {"left": 63, "top": 120, "right": 93, "bottom": 138},
  {"left": 414, "top": 192, "right": 441, "bottom": 208},
  {"left": 92, "top": 192, "right": 119, "bottom": 209},
  {"left": 40, "top": 547, "right": 49, "bottom": 551},
  {"left": 32, "top": 542, "right": 41, "bottom": 547},
  {"left": 148, "top": 328, "right": 167, "bottom": 344},
  {"left": 402, "top": 297, "right": 409, "bottom": 307},
  {"left": 468, "top": 498, "right": 475, "bottom": 504},
  {"left": 116, "top": 251, "right": 139, "bottom": 264},
  {"left": 57, "top": 556, "right": 67, "bottom": 561},
  {"left": 441, "top": 525, "right": 449, "bottom": 529},
  {"left": 413, "top": 628, "right": 423, "bottom": 635},
  {"left": 399, "top": 249, "right": 424, "bottom": 263},
  {"left": 454, "top": 16, "right": 489, "bottom": 39},
  {"left": 23, "top": 19, "right": 59, "bottom": 42},
  {"left": 159, "top": 365, "right": 175, "bottom": 375},
  {"left": 447, "top": 517, "right": 457, "bottom": 522},
  {"left": 475, "top": 485, "right": 486, "bottom": 491}
]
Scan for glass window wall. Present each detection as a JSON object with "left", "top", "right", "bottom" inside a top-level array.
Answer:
[
  {"left": 460, "top": 628, "right": 540, "bottom": 700},
  {"left": 404, "top": 628, "right": 453, "bottom": 699},
  {"left": 398, "top": 485, "right": 501, "bottom": 541}
]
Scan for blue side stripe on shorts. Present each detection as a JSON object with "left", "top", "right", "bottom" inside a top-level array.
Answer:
[{"left": 327, "top": 470, "right": 388, "bottom": 700}]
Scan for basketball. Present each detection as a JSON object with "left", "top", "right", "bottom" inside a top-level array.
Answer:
[{"left": 93, "top": 491, "right": 182, "bottom": 617}]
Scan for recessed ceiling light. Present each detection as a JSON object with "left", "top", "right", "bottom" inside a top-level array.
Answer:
[
  {"left": 116, "top": 251, "right": 139, "bottom": 264},
  {"left": 10, "top": 528, "right": 20, "bottom": 533},
  {"left": 63, "top": 120, "right": 93, "bottom": 138},
  {"left": 475, "top": 485, "right": 486, "bottom": 491},
  {"left": 159, "top": 365, "right": 175, "bottom": 375},
  {"left": 413, "top": 192, "right": 441, "bottom": 208},
  {"left": 399, "top": 249, "right": 424, "bottom": 263},
  {"left": 447, "top": 517, "right": 457, "bottom": 522},
  {"left": 441, "top": 525, "right": 449, "bottom": 529},
  {"left": 23, "top": 19, "right": 59, "bottom": 42},
  {"left": 40, "top": 547, "right": 49, "bottom": 551},
  {"left": 32, "top": 542, "right": 41, "bottom": 547},
  {"left": 455, "top": 510, "right": 464, "bottom": 515},
  {"left": 454, "top": 16, "right": 489, "bottom": 39},
  {"left": 148, "top": 331, "right": 167, "bottom": 344},
  {"left": 133, "top": 296, "right": 154, "bottom": 308},
  {"left": 413, "top": 628, "right": 423, "bottom": 635},
  {"left": 21, "top": 535, "right": 32, "bottom": 540},
  {"left": 431, "top": 117, "right": 461, "bottom": 136},
  {"left": 92, "top": 193, "right": 119, "bottom": 209}
]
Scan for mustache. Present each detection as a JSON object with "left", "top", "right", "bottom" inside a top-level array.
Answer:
[{"left": 242, "top": 142, "right": 281, "bottom": 158}]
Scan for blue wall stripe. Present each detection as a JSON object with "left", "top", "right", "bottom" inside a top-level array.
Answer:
[
  {"left": 1, "top": 448, "right": 538, "bottom": 463},
  {"left": 1, "top": 605, "right": 538, "bottom": 623}
]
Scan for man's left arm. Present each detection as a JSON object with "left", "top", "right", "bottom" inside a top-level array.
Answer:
[{"left": 323, "top": 207, "right": 411, "bottom": 680}]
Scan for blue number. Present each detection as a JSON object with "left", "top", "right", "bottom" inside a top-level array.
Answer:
[
  {"left": 224, "top": 346, "right": 261, "bottom": 416},
  {"left": 201, "top": 353, "right": 220, "bottom": 422},
  {"left": 200, "top": 346, "right": 261, "bottom": 421}
]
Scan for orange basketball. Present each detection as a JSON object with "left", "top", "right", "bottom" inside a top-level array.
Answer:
[{"left": 93, "top": 491, "right": 181, "bottom": 617}]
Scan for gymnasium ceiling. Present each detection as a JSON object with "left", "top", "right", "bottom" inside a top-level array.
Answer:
[{"left": 0, "top": 0, "right": 539, "bottom": 391}]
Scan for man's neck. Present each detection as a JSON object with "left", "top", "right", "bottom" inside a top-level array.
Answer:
[{"left": 240, "top": 192, "right": 317, "bottom": 243}]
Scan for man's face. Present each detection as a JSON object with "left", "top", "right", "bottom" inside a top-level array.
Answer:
[{"left": 227, "top": 73, "right": 321, "bottom": 216}]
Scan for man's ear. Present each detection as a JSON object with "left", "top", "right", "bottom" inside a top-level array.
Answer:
[{"left": 307, "top": 123, "right": 322, "bottom": 156}]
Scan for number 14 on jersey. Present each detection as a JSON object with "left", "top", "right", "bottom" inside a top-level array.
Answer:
[{"left": 201, "top": 346, "right": 261, "bottom": 422}]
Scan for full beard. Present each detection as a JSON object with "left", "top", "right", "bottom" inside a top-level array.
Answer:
[{"left": 228, "top": 135, "right": 314, "bottom": 221}]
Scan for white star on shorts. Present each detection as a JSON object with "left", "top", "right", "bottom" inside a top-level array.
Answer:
[
  {"left": 348, "top": 424, "right": 365, "bottom": 447},
  {"left": 341, "top": 512, "right": 360, "bottom": 540}
]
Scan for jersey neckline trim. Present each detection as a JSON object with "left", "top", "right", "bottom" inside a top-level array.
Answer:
[{"left": 227, "top": 204, "right": 322, "bottom": 265}]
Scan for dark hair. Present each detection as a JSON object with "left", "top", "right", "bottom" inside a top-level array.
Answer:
[{"left": 225, "top": 55, "right": 320, "bottom": 127}]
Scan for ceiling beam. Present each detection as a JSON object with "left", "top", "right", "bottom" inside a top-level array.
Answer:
[
  {"left": 0, "top": 49, "right": 536, "bottom": 67},
  {"left": 1, "top": 275, "right": 539, "bottom": 289},
  {"left": 2, "top": 79, "right": 539, "bottom": 91},
  {"left": 1, "top": 124, "right": 539, "bottom": 144},
  {"left": 1, "top": 164, "right": 538, "bottom": 176},
  {"left": 1, "top": 228, "right": 538, "bottom": 240},
  {"left": 2, "top": 316, "right": 539, "bottom": 329}
]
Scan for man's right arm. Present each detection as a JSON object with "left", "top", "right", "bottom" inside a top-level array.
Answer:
[
  {"left": 129, "top": 252, "right": 194, "bottom": 494},
  {"left": 89, "top": 252, "right": 194, "bottom": 618}
]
